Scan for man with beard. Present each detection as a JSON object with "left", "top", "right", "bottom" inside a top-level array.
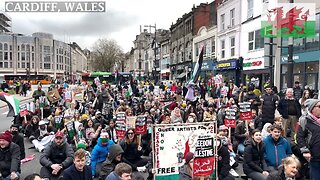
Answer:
[
  {"left": 100, "top": 144, "right": 124, "bottom": 179},
  {"left": 0, "top": 130, "right": 20, "bottom": 179},
  {"left": 62, "top": 149, "right": 92, "bottom": 180},
  {"left": 40, "top": 131, "right": 74, "bottom": 180},
  {"left": 30, "top": 120, "right": 56, "bottom": 152},
  {"left": 10, "top": 124, "right": 25, "bottom": 160}
]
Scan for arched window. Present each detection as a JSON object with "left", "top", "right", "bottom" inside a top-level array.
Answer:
[
  {"left": 26, "top": 44, "right": 30, "bottom": 51},
  {"left": 4, "top": 43, "right": 8, "bottom": 51},
  {"left": 0, "top": 43, "right": 2, "bottom": 50},
  {"left": 21, "top": 44, "right": 25, "bottom": 51}
]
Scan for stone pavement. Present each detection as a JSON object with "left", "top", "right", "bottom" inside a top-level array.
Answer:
[{"left": 0, "top": 91, "right": 33, "bottom": 108}]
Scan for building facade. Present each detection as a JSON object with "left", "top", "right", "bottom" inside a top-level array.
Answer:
[
  {"left": 0, "top": 13, "right": 11, "bottom": 33},
  {"left": 160, "top": 37, "right": 170, "bottom": 81}
]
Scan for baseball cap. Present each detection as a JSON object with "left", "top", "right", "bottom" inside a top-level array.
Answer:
[{"left": 55, "top": 131, "right": 64, "bottom": 138}]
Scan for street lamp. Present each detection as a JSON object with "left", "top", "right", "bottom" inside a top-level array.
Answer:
[{"left": 144, "top": 24, "right": 157, "bottom": 84}]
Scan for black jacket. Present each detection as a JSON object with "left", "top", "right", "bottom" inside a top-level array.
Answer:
[
  {"left": 243, "top": 139, "right": 268, "bottom": 175},
  {"left": 261, "top": 93, "right": 279, "bottom": 123},
  {"left": 0, "top": 142, "right": 21, "bottom": 177},
  {"left": 100, "top": 144, "right": 124, "bottom": 179},
  {"left": 297, "top": 113, "right": 320, "bottom": 161},
  {"left": 243, "top": 92, "right": 261, "bottom": 113},
  {"left": 40, "top": 139, "right": 74, "bottom": 169},
  {"left": 12, "top": 134, "right": 25, "bottom": 159},
  {"left": 217, "top": 145, "right": 231, "bottom": 179},
  {"left": 235, "top": 122, "right": 250, "bottom": 144},
  {"left": 62, "top": 164, "right": 92, "bottom": 180},
  {"left": 267, "top": 166, "right": 305, "bottom": 180},
  {"left": 277, "top": 97, "right": 302, "bottom": 119}
]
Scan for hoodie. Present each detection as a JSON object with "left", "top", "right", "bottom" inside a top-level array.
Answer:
[
  {"left": 100, "top": 144, "right": 124, "bottom": 179},
  {"left": 90, "top": 137, "right": 115, "bottom": 176}
]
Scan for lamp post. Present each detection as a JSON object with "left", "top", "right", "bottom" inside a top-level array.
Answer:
[
  {"left": 287, "top": 0, "right": 294, "bottom": 88},
  {"left": 144, "top": 24, "right": 157, "bottom": 85}
]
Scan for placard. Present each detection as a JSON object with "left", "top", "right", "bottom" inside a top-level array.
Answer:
[
  {"left": 239, "top": 102, "right": 252, "bottom": 121},
  {"left": 47, "top": 88, "right": 61, "bottom": 103},
  {"left": 135, "top": 115, "right": 147, "bottom": 134},
  {"left": 116, "top": 112, "right": 127, "bottom": 139},
  {"left": 126, "top": 116, "right": 137, "bottom": 129},
  {"left": 72, "top": 88, "right": 84, "bottom": 101},
  {"left": 154, "top": 123, "right": 215, "bottom": 179},
  {"left": 224, "top": 108, "right": 237, "bottom": 128},
  {"left": 193, "top": 134, "right": 215, "bottom": 177},
  {"left": 19, "top": 104, "right": 28, "bottom": 117},
  {"left": 53, "top": 116, "right": 64, "bottom": 130}
]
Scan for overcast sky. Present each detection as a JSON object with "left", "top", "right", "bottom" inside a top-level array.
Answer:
[{"left": 0, "top": 0, "right": 206, "bottom": 52}]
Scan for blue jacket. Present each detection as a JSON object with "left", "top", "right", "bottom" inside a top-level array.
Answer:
[
  {"left": 63, "top": 164, "right": 92, "bottom": 180},
  {"left": 90, "top": 138, "right": 114, "bottom": 176},
  {"left": 263, "top": 135, "right": 292, "bottom": 168},
  {"left": 105, "top": 172, "right": 122, "bottom": 180}
]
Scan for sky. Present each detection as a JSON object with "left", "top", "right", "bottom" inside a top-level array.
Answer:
[{"left": 0, "top": 0, "right": 206, "bottom": 52}]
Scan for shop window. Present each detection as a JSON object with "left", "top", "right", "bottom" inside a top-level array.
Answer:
[
  {"left": 306, "top": 74, "right": 318, "bottom": 90},
  {"left": 293, "top": 63, "right": 304, "bottom": 74},
  {"left": 281, "top": 64, "right": 288, "bottom": 74},
  {"left": 293, "top": 74, "right": 304, "bottom": 85},
  {"left": 306, "top": 62, "right": 319, "bottom": 73}
]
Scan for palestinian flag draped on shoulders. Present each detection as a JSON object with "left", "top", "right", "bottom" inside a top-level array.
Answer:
[{"left": 261, "top": 3, "right": 316, "bottom": 38}]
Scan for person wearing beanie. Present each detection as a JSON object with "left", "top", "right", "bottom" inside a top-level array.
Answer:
[
  {"left": 297, "top": 98, "right": 320, "bottom": 180},
  {"left": 90, "top": 131, "right": 114, "bottom": 177},
  {"left": 10, "top": 124, "right": 25, "bottom": 159},
  {"left": 76, "top": 140, "right": 91, "bottom": 166},
  {"left": 0, "top": 130, "right": 21, "bottom": 179},
  {"left": 179, "top": 152, "right": 194, "bottom": 180}
]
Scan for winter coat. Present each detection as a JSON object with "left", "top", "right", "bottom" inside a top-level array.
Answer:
[
  {"left": 100, "top": 144, "right": 124, "bottom": 179},
  {"left": 277, "top": 97, "right": 301, "bottom": 119},
  {"left": 178, "top": 164, "right": 192, "bottom": 180},
  {"left": 243, "top": 92, "right": 261, "bottom": 113},
  {"left": 243, "top": 139, "right": 268, "bottom": 175},
  {"left": 261, "top": 93, "right": 279, "bottom": 123},
  {"left": 105, "top": 172, "right": 122, "bottom": 180},
  {"left": 235, "top": 122, "right": 249, "bottom": 144},
  {"left": 90, "top": 138, "right": 114, "bottom": 176},
  {"left": 12, "top": 133, "right": 25, "bottom": 159},
  {"left": 62, "top": 164, "right": 92, "bottom": 180},
  {"left": 120, "top": 139, "right": 143, "bottom": 167},
  {"left": 0, "top": 142, "right": 21, "bottom": 177},
  {"left": 40, "top": 139, "right": 74, "bottom": 170},
  {"left": 217, "top": 145, "right": 231, "bottom": 179},
  {"left": 263, "top": 135, "right": 292, "bottom": 168},
  {"left": 266, "top": 166, "right": 305, "bottom": 180},
  {"left": 297, "top": 112, "right": 320, "bottom": 162},
  {"left": 293, "top": 86, "right": 303, "bottom": 100}
]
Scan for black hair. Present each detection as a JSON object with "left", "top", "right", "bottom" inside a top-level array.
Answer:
[{"left": 24, "top": 173, "right": 41, "bottom": 180}]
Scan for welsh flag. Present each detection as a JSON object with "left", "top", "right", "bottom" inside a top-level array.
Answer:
[
  {"left": 0, "top": 92, "right": 20, "bottom": 117},
  {"left": 261, "top": 3, "right": 316, "bottom": 38}
]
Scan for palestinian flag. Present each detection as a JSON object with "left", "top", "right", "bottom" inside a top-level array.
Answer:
[
  {"left": 261, "top": 3, "right": 316, "bottom": 38},
  {"left": 189, "top": 46, "right": 204, "bottom": 84},
  {"left": 0, "top": 92, "right": 20, "bottom": 117}
]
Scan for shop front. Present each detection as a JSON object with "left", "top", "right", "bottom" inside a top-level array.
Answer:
[
  {"left": 215, "top": 59, "right": 241, "bottom": 86},
  {"left": 170, "top": 61, "right": 193, "bottom": 82},
  {"left": 280, "top": 51, "right": 320, "bottom": 91},
  {"left": 242, "top": 57, "right": 270, "bottom": 90}
]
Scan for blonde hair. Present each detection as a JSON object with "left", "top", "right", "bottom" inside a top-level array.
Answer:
[{"left": 282, "top": 155, "right": 300, "bottom": 169}]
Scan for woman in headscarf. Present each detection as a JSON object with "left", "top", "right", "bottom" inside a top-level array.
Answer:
[{"left": 261, "top": 123, "right": 272, "bottom": 140}]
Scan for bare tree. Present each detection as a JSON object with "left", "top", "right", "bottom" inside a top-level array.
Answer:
[{"left": 91, "top": 38, "right": 125, "bottom": 72}]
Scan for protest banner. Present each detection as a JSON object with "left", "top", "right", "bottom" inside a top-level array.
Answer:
[
  {"left": 239, "top": 102, "right": 252, "bottom": 121},
  {"left": 116, "top": 112, "right": 126, "bottom": 139},
  {"left": 53, "top": 115, "right": 64, "bottom": 130},
  {"left": 47, "top": 88, "right": 61, "bottom": 103},
  {"left": 193, "top": 134, "right": 215, "bottom": 177},
  {"left": 135, "top": 115, "right": 147, "bottom": 135},
  {"left": 224, "top": 108, "right": 237, "bottom": 139},
  {"left": 126, "top": 116, "right": 137, "bottom": 129},
  {"left": 19, "top": 103, "right": 28, "bottom": 117},
  {"left": 72, "top": 88, "right": 84, "bottom": 101},
  {"left": 153, "top": 123, "right": 215, "bottom": 180},
  {"left": 65, "top": 121, "right": 76, "bottom": 140}
]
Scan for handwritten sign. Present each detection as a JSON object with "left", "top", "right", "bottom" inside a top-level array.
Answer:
[
  {"left": 154, "top": 123, "right": 215, "bottom": 179},
  {"left": 126, "top": 116, "right": 136, "bottom": 129},
  {"left": 224, "top": 108, "right": 237, "bottom": 128},
  {"left": 135, "top": 115, "right": 147, "bottom": 134},
  {"left": 19, "top": 104, "right": 28, "bottom": 117},
  {"left": 239, "top": 102, "right": 252, "bottom": 121},
  {"left": 193, "top": 135, "right": 215, "bottom": 177},
  {"left": 116, "top": 112, "right": 127, "bottom": 139},
  {"left": 47, "top": 88, "right": 61, "bottom": 103}
]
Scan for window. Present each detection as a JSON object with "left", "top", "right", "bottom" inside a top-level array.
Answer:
[
  {"left": 221, "top": 40, "right": 225, "bottom": 58},
  {"left": 247, "top": 0, "right": 253, "bottom": 18},
  {"left": 10, "top": 62, "right": 12, "bottom": 68},
  {"left": 211, "top": 37, "right": 215, "bottom": 57},
  {"left": 27, "top": 63, "right": 30, "bottom": 68},
  {"left": 4, "top": 62, "right": 8, "bottom": 68},
  {"left": 4, "top": 52, "right": 8, "bottom": 60},
  {"left": 0, "top": 43, "right": 2, "bottom": 50},
  {"left": 0, "top": 52, "right": 2, "bottom": 60},
  {"left": 44, "top": 46, "right": 51, "bottom": 54},
  {"left": 21, "top": 44, "right": 25, "bottom": 51},
  {"left": 32, "top": 53, "right": 34, "bottom": 61},
  {"left": 32, "top": 63, "right": 34, "bottom": 69},
  {"left": 44, "top": 55, "right": 51, "bottom": 62},
  {"left": 230, "top": 37, "right": 235, "bottom": 56},
  {"left": 230, "top": 9, "right": 235, "bottom": 27},
  {"left": 18, "top": 45, "right": 20, "bottom": 51},
  {"left": 221, "top": 14, "right": 225, "bottom": 30},
  {"left": 0, "top": 62, "right": 2, "bottom": 68},
  {"left": 21, "top": 52, "right": 25, "bottom": 61},
  {"left": 32, "top": 46, "right": 34, "bottom": 51},
  {"left": 248, "top": 32, "right": 254, "bottom": 50},
  {"left": 26, "top": 45, "right": 30, "bottom": 51},
  {"left": 44, "top": 63, "right": 50, "bottom": 69},
  {"left": 9, "top": 52, "right": 12, "bottom": 60},
  {"left": 4, "top": 43, "right": 8, "bottom": 51},
  {"left": 21, "top": 62, "right": 25, "bottom": 68},
  {"left": 18, "top": 63, "right": 20, "bottom": 68}
]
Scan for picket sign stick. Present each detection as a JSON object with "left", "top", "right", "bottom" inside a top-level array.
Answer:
[
  {"left": 40, "top": 107, "right": 43, "bottom": 120},
  {"left": 228, "top": 127, "right": 231, "bottom": 140},
  {"left": 245, "top": 120, "right": 249, "bottom": 134},
  {"left": 24, "top": 115, "right": 27, "bottom": 125},
  {"left": 200, "top": 177, "right": 204, "bottom": 180}
]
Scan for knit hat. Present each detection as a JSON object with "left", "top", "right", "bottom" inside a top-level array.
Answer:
[
  {"left": 77, "top": 140, "right": 87, "bottom": 150},
  {"left": 0, "top": 130, "right": 12, "bottom": 143},
  {"left": 305, "top": 99, "right": 320, "bottom": 112},
  {"left": 100, "top": 132, "right": 109, "bottom": 143},
  {"left": 185, "top": 152, "right": 194, "bottom": 164}
]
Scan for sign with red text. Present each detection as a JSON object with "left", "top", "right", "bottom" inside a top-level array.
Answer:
[
  {"left": 116, "top": 112, "right": 126, "bottom": 139},
  {"left": 193, "top": 135, "right": 215, "bottom": 177},
  {"left": 19, "top": 103, "right": 28, "bottom": 117},
  {"left": 224, "top": 108, "right": 237, "bottom": 128},
  {"left": 135, "top": 115, "right": 147, "bottom": 134},
  {"left": 243, "top": 58, "right": 264, "bottom": 70},
  {"left": 239, "top": 102, "right": 253, "bottom": 121}
]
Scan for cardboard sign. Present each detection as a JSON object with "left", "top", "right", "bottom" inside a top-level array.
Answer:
[
  {"left": 54, "top": 116, "right": 64, "bottom": 130},
  {"left": 64, "top": 90, "right": 72, "bottom": 103},
  {"left": 135, "top": 115, "right": 147, "bottom": 134},
  {"left": 239, "top": 102, "right": 252, "bottom": 121},
  {"left": 47, "top": 88, "right": 61, "bottom": 103},
  {"left": 116, "top": 112, "right": 126, "bottom": 139},
  {"left": 224, "top": 108, "right": 237, "bottom": 128},
  {"left": 65, "top": 121, "right": 76, "bottom": 139},
  {"left": 19, "top": 104, "right": 28, "bottom": 117},
  {"left": 193, "top": 135, "right": 215, "bottom": 177},
  {"left": 126, "top": 116, "right": 137, "bottom": 129},
  {"left": 224, "top": 119, "right": 236, "bottom": 128},
  {"left": 240, "top": 111, "right": 253, "bottom": 121},
  {"left": 72, "top": 88, "right": 84, "bottom": 101}
]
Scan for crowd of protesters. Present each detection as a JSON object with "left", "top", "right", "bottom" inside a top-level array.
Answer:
[{"left": 0, "top": 77, "right": 319, "bottom": 180}]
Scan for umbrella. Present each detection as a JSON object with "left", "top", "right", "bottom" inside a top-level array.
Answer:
[{"left": 0, "top": 92, "right": 20, "bottom": 117}]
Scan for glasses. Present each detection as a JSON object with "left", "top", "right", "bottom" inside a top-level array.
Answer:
[{"left": 128, "top": 132, "right": 134, "bottom": 135}]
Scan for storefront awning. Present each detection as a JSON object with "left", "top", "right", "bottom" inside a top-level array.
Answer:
[{"left": 176, "top": 72, "right": 186, "bottom": 79}]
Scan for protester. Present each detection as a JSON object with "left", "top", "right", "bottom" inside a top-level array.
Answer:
[
  {"left": 10, "top": 124, "right": 26, "bottom": 160},
  {"left": 24, "top": 173, "right": 42, "bottom": 180},
  {"left": 32, "top": 85, "right": 46, "bottom": 102},
  {"left": 243, "top": 129, "right": 269, "bottom": 180},
  {"left": 178, "top": 152, "right": 194, "bottom": 180},
  {"left": 63, "top": 149, "right": 92, "bottom": 180},
  {"left": 0, "top": 130, "right": 21, "bottom": 180},
  {"left": 260, "top": 85, "right": 279, "bottom": 128},
  {"left": 106, "top": 162, "right": 132, "bottom": 180},
  {"left": 30, "top": 120, "right": 56, "bottom": 152},
  {"left": 100, "top": 144, "right": 124, "bottom": 179},
  {"left": 40, "top": 131, "right": 74, "bottom": 179}
]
